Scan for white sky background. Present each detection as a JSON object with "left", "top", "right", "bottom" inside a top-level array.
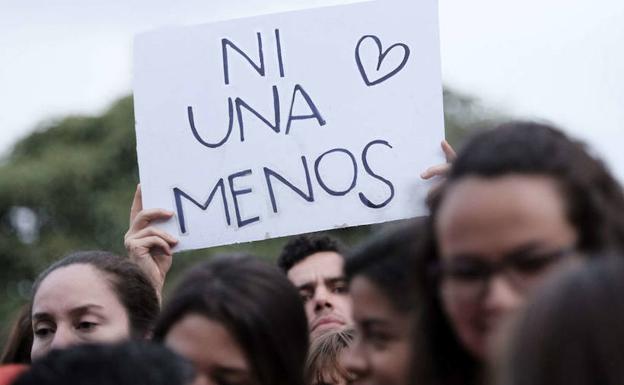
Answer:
[{"left": 1, "top": 0, "right": 623, "bottom": 181}]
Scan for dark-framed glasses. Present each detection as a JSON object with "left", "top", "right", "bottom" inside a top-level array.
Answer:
[{"left": 435, "top": 246, "right": 576, "bottom": 302}]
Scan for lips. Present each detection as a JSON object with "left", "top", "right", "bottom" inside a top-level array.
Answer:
[{"left": 311, "top": 315, "right": 345, "bottom": 332}]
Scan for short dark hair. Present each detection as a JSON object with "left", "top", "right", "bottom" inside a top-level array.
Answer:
[
  {"left": 499, "top": 256, "right": 624, "bottom": 385},
  {"left": 345, "top": 222, "right": 420, "bottom": 313},
  {"left": 153, "top": 255, "right": 309, "bottom": 385},
  {"left": 31, "top": 250, "right": 160, "bottom": 339},
  {"left": 13, "top": 341, "right": 196, "bottom": 385},
  {"left": 277, "top": 234, "right": 345, "bottom": 273}
]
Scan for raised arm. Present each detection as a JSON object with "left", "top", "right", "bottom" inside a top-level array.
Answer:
[{"left": 124, "top": 185, "right": 178, "bottom": 301}]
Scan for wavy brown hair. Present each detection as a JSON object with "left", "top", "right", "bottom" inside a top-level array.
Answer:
[{"left": 305, "top": 327, "right": 355, "bottom": 385}]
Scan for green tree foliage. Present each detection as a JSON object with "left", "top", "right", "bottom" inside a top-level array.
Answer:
[
  {"left": 0, "top": 97, "right": 140, "bottom": 332},
  {"left": 0, "top": 88, "right": 499, "bottom": 346},
  {"left": 443, "top": 88, "right": 503, "bottom": 147}
]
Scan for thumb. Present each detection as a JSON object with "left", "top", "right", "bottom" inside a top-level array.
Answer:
[{"left": 129, "top": 184, "right": 144, "bottom": 224}]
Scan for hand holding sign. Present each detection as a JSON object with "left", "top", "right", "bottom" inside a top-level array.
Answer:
[
  {"left": 420, "top": 140, "right": 457, "bottom": 180},
  {"left": 124, "top": 185, "right": 177, "bottom": 299}
]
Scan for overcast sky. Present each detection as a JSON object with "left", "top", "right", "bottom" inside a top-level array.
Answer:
[{"left": 1, "top": 0, "right": 622, "bottom": 181}]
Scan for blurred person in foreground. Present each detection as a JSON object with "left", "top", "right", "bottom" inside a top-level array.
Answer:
[
  {"left": 13, "top": 341, "right": 195, "bottom": 385},
  {"left": 496, "top": 256, "right": 624, "bottom": 385},
  {"left": 412, "top": 121, "right": 624, "bottom": 385},
  {"left": 152, "top": 255, "right": 309, "bottom": 385},
  {"left": 341, "top": 223, "right": 419, "bottom": 385}
]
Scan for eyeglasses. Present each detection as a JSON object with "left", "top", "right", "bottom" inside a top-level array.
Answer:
[{"left": 435, "top": 246, "right": 576, "bottom": 303}]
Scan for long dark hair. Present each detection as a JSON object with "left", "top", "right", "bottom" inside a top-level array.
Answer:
[
  {"left": 412, "top": 121, "right": 624, "bottom": 385},
  {"left": 1, "top": 305, "right": 33, "bottom": 364},
  {"left": 153, "top": 255, "right": 309, "bottom": 385},
  {"left": 31, "top": 250, "right": 160, "bottom": 339}
]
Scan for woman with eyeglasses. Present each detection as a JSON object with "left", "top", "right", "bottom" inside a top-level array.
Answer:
[{"left": 411, "top": 121, "right": 624, "bottom": 385}]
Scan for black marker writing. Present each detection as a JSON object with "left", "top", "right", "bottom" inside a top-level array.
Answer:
[
  {"left": 359, "top": 139, "right": 395, "bottom": 208},
  {"left": 174, "top": 179, "right": 230, "bottom": 234},
  {"left": 264, "top": 156, "right": 314, "bottom": 213},
  {"left": 222, "top": 29, "right": 286, "bottom": 86},
  {"left": 228, "top": 169, "right": 260, "bottom": 228},
  {"left": 314, "top": 148, "right": 358, "bottom": 196}
]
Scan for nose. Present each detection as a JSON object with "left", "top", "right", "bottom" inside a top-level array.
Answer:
[
  {"left": 49, "top": 326, "right": 78, "bottom": 351},
  {"left": 313, "top": 285, "right": 333, "bottom": 312},
  {"left": 341, "top": 335, "right": 368, "bottom": 380},
  {"left": 483, "top": 275, "right": 523, "bottom": 318}
]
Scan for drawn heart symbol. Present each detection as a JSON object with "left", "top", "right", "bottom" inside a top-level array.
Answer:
[{"left": 355, "top": 35, "right": 410, "bottom": 87}]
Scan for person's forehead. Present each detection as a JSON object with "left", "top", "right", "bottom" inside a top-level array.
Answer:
[
  {"left": 287, "top": 251, "right": 345, "bottom": 285},
  {"left": 439, "top": 175, "right": 566, "bottom": 220},
  {"left": 436, "top": 175, "right": 574, "bottom": 258},
  {"left": 166, "top": 314, "right": 249, "bottom": 370},
  {"left": 351, "top": 277, "right": 396, "bottom": 317},
  {"left": 33, "top": 264, "right": 117, "bottom": 313}
]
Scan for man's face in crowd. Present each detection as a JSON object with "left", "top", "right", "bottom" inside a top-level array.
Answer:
[{"left": 287, "top": 251, "right": 353, "bottom": 338}]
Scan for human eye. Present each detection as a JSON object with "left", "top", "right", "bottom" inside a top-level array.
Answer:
[
  {"left": 214, "top": 374, "right": 254, "bottom": 385},
  {"left": 366, "top": 331, "right": 391, "bottom": 350},
  {"left": 361, "top": 326, "right": 393, "bottom": 350},
  {"left": 299, "top": 289, "right": 313, "bottom": 302},
  {"left": 332, "top": 281, "right": 349, "bottom": 294},
  {"left": 511, "top": 251, "right": 561, "bottom": 275},
  {"left": 33, "top": 322, "right": 55, "bottom": 338},
  {"left": 445, "top": 260, "right": 488, "bottom": 282},
  {"left": 216, "top": 381, "right": 249, "bottom": 385},
  {"left": 75, "top": 320, "right": 99, "bottom": 333}
]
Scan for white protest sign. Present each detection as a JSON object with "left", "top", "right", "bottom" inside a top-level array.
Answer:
[{"left": 133, "top": 0, "right": 444, "bottom": 251}]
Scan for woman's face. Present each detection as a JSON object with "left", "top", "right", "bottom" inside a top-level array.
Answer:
[
  {"left": 165, "top": 314, "right": 256, "bottom": 385},
  {"left": 31, "top": 264, "right": 131, "bottom": 360},
  {"left": 435, "top": 175, "right": 579, "bottom": 360},
  {"left": 342, "top": 277, "right": 412, "bottom": 385}
]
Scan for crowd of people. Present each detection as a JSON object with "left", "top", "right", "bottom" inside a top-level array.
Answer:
[{"left": 1, "top": 121, "right": 624, "bottom": 385}]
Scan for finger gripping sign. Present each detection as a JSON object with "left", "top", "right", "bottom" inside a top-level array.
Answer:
[{"left": 133, "top": 0, "right": 444, "bottom": 251}]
